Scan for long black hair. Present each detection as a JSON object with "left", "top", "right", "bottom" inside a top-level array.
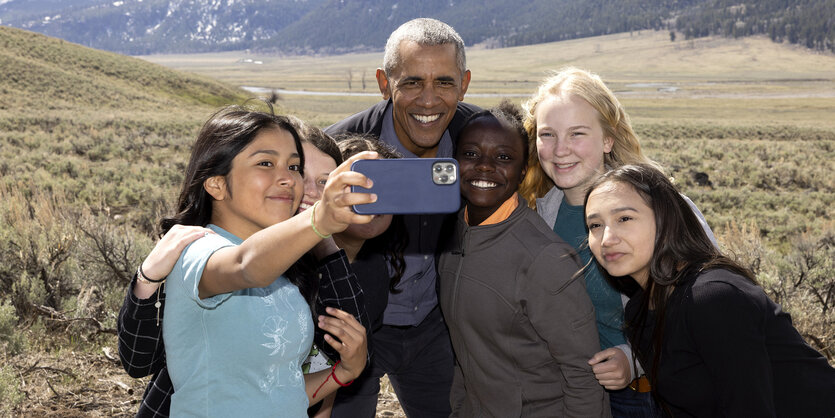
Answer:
[
  {"left": 584, "top": 164, "right": 756, "bottom": 405},
  {"left": 160, "top": 103, "right": 318, "bottom": 304}
]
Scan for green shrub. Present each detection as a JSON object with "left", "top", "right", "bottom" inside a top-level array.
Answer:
[
  {"left": 0, "top": 299, "right": 26, "bottom": 356},
  {"left": 0, "top": 365, "right": 24, "bottom": 414}
]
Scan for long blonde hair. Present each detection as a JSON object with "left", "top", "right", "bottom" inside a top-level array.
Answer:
[{"left": 518, "top": 67, "right": 662, "bottom": 207}]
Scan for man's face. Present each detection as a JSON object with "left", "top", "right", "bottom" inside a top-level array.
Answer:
[{"left": 377, "top": 41, "right": 471, "bottom": 158}]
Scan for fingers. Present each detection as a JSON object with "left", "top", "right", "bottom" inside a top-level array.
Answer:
[
  {"left": 587, "top": 348, "right": 616, "bottom": 366},
  {"left": 589, "top": 348, "right": 631, "bottom": 390},
  {"left": 318, "top": 309, "right": 368, "bottom": 380},
  {"left": 316, "top": 155, "right": 382, "bottom": 235},
  {"left": 143, "top": 225, "right": 215, "bottom": 280},
  {"left": 318, "top": 309, "right": 366, "bottom": 343}
]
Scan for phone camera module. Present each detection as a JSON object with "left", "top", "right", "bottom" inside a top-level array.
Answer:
[{"left": 432, "top": 162, "right": 457, "bottom": 185}]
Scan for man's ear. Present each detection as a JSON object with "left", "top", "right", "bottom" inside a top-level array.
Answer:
[
  {"left": 376, "top": 68, "right": 391, "bottom": 100},
  {"left": 204, "top": 175, "right": 227, "bottom": 201},
  {"left": 458, "top": 69, "right": 471, "bottom": 101}
]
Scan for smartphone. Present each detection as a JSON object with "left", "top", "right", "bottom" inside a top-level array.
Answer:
[{"left": 350, "top": 158, "right": 461, "bottom": 215}]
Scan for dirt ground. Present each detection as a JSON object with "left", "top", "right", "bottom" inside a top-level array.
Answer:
[{"left": 10, "top": 346, "right": 405, "bottom": 417}]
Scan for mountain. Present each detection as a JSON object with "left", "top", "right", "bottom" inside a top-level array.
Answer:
[{"left": 1, "top": 0, "right": 832, "bottom": 55}]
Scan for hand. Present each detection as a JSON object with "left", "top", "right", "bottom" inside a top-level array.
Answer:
[
  {"left": 135, "top": 225, "right": 214, "bottom": 298},
  {"left": 588, "top": 347, "right": 632, "bottom": 390},
  {"left": 317, "top": 307, "right": 367, "bottom": 382},
  {"left": 313, "top": 152, "right": 379, "bottom": 236}
]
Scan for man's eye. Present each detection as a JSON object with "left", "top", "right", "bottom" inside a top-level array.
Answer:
[{"left": 289, "top": 164, "right": 301, "bottom": 172}]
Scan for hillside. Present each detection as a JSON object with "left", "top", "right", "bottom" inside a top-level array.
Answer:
[
  {"left": 0, "top": 25, "right": 252, "bottom": 225},
  {"left": 1, "top": 0, "right": 832, "bottom": 54},
  {"left": 0, "top": 25, "right": 248, "bottom": 112}
]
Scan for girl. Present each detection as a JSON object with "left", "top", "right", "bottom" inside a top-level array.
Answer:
[
  {"left": 519, "top": 67, "right": 714, "bottom": 416},
  {"left": 438, "top": 102, "right": 608, "bottom": 417},
  {"left": 118, "top": 116, "right": 371, "bottom": 417},
  {"left": 584, "top": 164, "right": 835, "bottom": 417},
  {"left": 159, "top": 105, "right": 373, "bottom": 416}
]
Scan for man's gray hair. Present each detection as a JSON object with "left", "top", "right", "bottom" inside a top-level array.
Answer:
[{"left": 383, "top": 18, "right": 467, "bottom": 77}]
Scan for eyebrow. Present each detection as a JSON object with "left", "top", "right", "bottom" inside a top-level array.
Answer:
[
  {"left": 401, "top": 75, "right": 457, "bottom": 83},
  {"left": 585, "top": 206, "right": 639, "bottom": 220},
  {"left": 248, "top": 150, "right": 300, "bottom": 159},
  {"left": 537, "top": 124, "right": 590, "bottom": 131}
]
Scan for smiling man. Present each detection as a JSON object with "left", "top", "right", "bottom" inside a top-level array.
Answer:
[{"left": 325, "top": 18, "right": 480, "bottom": 418}]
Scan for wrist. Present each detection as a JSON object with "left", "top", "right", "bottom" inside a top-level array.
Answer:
[
  {"left": 310, "top": 201, "right": 333, "bottom": 239},
  {"left": 333, "top": 362, "right": 356, "bottom": 384},
  {"left": 137, "top": 263, "right": 166, "bottom": 284}
]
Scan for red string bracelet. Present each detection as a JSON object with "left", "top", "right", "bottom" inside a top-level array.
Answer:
[{"left": 312, "top": 360, "right": 354, "bottom": 398}]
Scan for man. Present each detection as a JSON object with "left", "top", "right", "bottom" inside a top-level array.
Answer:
[{"left": 325, "top": 18, "right": 479, "bottom": 417}]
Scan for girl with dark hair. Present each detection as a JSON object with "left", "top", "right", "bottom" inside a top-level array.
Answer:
[
  {"left": 584, "top": 164, "right": 835, "bottom": 418},
  {"left": 438, "top": 101, "right": 608, "bottom": 417},
  {"left": 153, "top": 104, "right": 375, "bottom": 416}
]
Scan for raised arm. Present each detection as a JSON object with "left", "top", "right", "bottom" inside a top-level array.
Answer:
[{"left": 197, "top": 152, "right": 378, "bottom": 298}]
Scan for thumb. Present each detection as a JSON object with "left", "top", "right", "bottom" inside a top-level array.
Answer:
[{"left": 588, "top": 348, "right": 615, "bottom": 366}]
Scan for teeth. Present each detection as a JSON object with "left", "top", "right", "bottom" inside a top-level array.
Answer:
[
  {"left": 298, "top": 202, "right": 311, "bottom": 211},
  {"left": 413, "top": 114, "right": 441, "bottom": 123},
  {"left": 555, "top": 162, "right": 577, "bottom": 169},
  {"left": 471, "top": 180, "right": 497, "bottom": 188}
]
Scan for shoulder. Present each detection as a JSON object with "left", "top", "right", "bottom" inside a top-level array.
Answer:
[
  {"left": 512, "top": 207, "right": 580, "bottom": 269},
  {"left": 684, "top": 269, "right": 766, "bottom": 316},
  {"left": 535, "top": 186, "right": 563, "bottom": 227},
  {"left": 176, "top": 233, "right": 236, "bottom": 281},
  {"left": 455, "top": 101, "right": 482, "bottom": 117},
  {"left": 324, "top": 100, "right": 389, "bottom": 136}
]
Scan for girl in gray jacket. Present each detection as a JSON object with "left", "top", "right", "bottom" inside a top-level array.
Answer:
[{"left": 438, "top": 102, "right": 609, "bottom": 417}]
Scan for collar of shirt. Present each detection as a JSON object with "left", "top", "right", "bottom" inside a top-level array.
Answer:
[{"left": 464, "top": 193, "right": 519, "bottom": 226}]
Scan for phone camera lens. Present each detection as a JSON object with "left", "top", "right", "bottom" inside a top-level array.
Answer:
[
  {"left": 445, "top": 165, "right": 453, "bottom": 172},
  {"left": 440, "top": 175, "right": 449, "bottom": 183},
  {"left": 434, "top": 165, "right": 442, "bottom": 172}
]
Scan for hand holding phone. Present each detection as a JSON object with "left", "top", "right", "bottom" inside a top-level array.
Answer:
[{"left": 350, "top": 158, "right": 461, "bottom": 215}]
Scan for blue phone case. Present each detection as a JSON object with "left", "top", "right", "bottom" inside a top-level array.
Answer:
[{"left": 350, "top": 158, "right": 461, "bottom": 215}]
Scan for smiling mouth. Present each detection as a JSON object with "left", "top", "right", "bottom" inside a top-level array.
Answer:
[
  {"left": 269, "top": 194, "right": 295, "bottom": 203},
  {"left": 412, "top": 114, "right": 441, "bottom": 124},
  {"left": 298, "top": 202, "right": 312, "bottom": 211},
  {"left": 555, "top": 162, "right": 578, "bottom": 169},
  {"left": 470, "top": 180, "right": 498, "bottom": 189}
]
